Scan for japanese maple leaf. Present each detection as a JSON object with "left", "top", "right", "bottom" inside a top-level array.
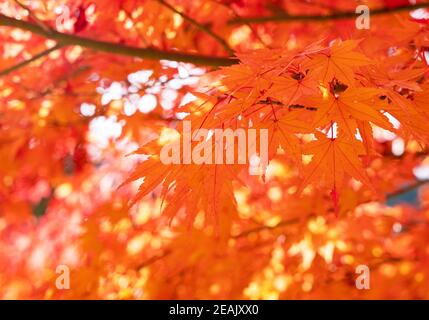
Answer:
[
  {"left": 382, "top": 89, "right": 420, "bottom": 115},
  {"left": 267, "top": 72, "right": 319, "bottom": 106},
  {"left": 384, "top": 89, "right": 429, "bottom": 143},
  {"left": 365, "top": 64, "right": 424, "bottom": 92},
  {"left": 212, "top": 64, "right": 272, "bottom": 119},
  {"left": 217, "top": 62, "right": 270, "bottom": 94},
  {"left": 122, "top": 136, "right": 242, "bottom": 230},
  {"left": 298, "top": 132, "right": 375, "bottom": 197},
  {"left": 255, "top": 110, "right": 312, "bottom": 164},
  {"left": 414, "top": 84, "right": 429, "bottom": 117},
  {"left": 312, "top": 87, "right": 394, "bottom": 140},
  {"left": 160, "top": 163, "right": 238, "bottom": 231},
  {"left": 304, "top": 40, "right": 373, "bottom": 85}
]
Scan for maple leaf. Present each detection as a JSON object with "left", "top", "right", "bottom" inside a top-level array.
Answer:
[
  {"left": 311, "top": 86, "right": 394, "bottom": 140},
  {"left": 267, "top": 72, "right": 319, "bottom": 106},
  {"left": 2, "top": 0, "right": 429, "bottom": 301},
  {"left": 160, "top": 163, "right": 238, "bottom": 234},
  {"left": 365, "top": 64, "right": 425, "bottom": 92},
  {"left": 122, "top": 137, "right": 242, "bottom": 231},
  {"left": 298, "top": 132, "right": 375, "bottom": 196},
  {"left": 255, "top": 109, "right": 312, "bottom": 164},
  {"left": 304, "top": 40, "right": 373, "bottom": 85},
  {"left": 414, "top": 84, "right": 429, "bottom": 117}
]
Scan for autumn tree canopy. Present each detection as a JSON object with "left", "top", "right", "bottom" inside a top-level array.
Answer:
[{"left": 1, "top": 0, "right": 429, "bottom": 300}]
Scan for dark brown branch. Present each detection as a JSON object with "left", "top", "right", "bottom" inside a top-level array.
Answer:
[
  {"left": 228, "top": 2, "right": 429, "bottom": 24},
  {"left": 0, "top": 13, "right": 238, "bottom": 67},
  {"left": 158, "top": 0, "right": 233, "bottom": 55},
  {"left": 1, "top": 3, "right": 428, "bottom": 67}
]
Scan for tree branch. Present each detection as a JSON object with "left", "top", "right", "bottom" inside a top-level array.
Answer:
[
  {"left": 1, "top": 3, "right": 428, "bottom": 66},
  {"left": 233, "top": 217, "right": 302, "bottom": 239},
  {"left": 228, "top": 2, "right": 429, "bottom": 24},
  {"left": 157, "top": 0, "right": 234, "bottom": 55},
  {"left": 136, "top": 250, "right": 171, "bottom": 270},
  {"left": 0, "top": 44, "right": 62, "bottom": 77},
  {"left": 386, "top": 179, "right": 429, "bottom": 199},
  {"left": 0, "top": 13, "right": 238, "bottom": 67},
  {"left": 234, "top": 180, "right": 429, "bottom": 238}
]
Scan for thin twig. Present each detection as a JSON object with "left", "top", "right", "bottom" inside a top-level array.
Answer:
[
  {"left": 136, "top": 250, "right": 172, "bottom": 270},
  {"left": 0, "top": 44, "right": 62, "bottom": 77},
  {"left": 234, "top": 217, "right": 302, "bottom": 239},
  {"left": 386, "top": 179, "right": 429, "bottom": 199},
  {"left": 158, "top": 0, "right": 233, "bottom": 55},
  {"left": 211, "top": 0, "right": 271, "bottom": 48},
  {"left": 13, "top": 0, "right": 52, "bottom": 33},
  {"left": 234, "top": 180, "right": 429, "bottom": 238}
]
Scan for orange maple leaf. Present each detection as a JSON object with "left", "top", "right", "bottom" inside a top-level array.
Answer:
[
  {"left": 312, "top": 87, "right": 394, "bottom": 140},
  {"left": 304, "top": 40, "right": 373, "bottom": 85},
  {"left": 298, "top": 131, "right": 375, "bottom": 195}
]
